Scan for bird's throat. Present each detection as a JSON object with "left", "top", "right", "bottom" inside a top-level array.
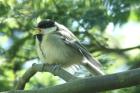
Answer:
[{"left": 36, "top": 34, "right": 43, "bottom": 42}]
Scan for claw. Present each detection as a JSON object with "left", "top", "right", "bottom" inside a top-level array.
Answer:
[
  {"left": 42, "top": 63, "right": 61, "bottom": 72},
  {"left": 50, "top": 64, "right": 61, "bottom": 71}
]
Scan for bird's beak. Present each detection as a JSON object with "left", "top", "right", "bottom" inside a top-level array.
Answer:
[{"left": 32, "top": 28, "right": 42, "bottom": 36}]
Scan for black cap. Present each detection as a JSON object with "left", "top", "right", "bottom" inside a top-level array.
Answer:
[{"left": 37, "top": 19, "right": 55, "bottom": 28}]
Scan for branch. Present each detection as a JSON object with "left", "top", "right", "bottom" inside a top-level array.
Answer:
[
  {"left": 95, "top": 45, "right": 140, "bottom": 53},
  {"left": 2, "top": 68, "right": 140, "bottom": 93},
  {"left": 76, "top": 20, "right": 140, "bottom": 54},
  {"left": 16, "top": 63, "right": 78, "bottom": 90}
]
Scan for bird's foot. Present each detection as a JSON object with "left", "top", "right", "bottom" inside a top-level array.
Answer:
[{"left": 42, "top": 63, "right": 61, "bottom": 72}]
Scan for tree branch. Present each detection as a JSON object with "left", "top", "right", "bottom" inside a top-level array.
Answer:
[
  {"left": 15, "top": 63, "right": 78, "bottom": 90},
  {"left": 94, "top": 45, "right": 140, "bottom": 53},
  {"left": 2, "top": 68, "right": 140, "bottom": 93},
  {"left": 77, "top": 27, "right": 140, "bottom": 53}
]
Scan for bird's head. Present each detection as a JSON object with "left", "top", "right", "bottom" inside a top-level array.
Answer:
[{"left": 34, "top": 19, "right": 57, "bottom": 35}]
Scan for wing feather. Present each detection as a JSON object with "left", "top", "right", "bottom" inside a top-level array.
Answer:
[{"left": 56, "top": 28, "right": 102, "bottom": 68}]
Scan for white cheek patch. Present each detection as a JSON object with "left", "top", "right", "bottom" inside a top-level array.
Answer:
[{"left": 43, "top": 27, "right": 57, "bottom": 34}]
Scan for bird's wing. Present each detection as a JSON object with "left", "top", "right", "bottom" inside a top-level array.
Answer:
[{"left": 56, "top": 28, "right": 102, "bottom": 68}]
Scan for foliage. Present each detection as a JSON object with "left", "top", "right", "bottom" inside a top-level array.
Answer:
[{"left": 0, "top": 0, "right": 140, "bottom": 93}]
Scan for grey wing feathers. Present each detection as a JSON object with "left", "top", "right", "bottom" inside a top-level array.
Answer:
[
  {"left": 55, "top": 22, "right": 104, "bottom": 75},
  {"left": 57, "top": 28, "right": 102, "bottom": 68},
  {"left": 64, "top": 39, "right": 102, "bottom": 68},
  {"left": 71, "top": 41, "right": 102, "bottom": 68}
]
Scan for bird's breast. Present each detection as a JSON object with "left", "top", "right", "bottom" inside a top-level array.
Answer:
[{"left": 36, "top": 34, "right": 83, "bottom": 67}]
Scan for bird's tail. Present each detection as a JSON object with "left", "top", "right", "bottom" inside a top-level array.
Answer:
[{"left": 82, "top": 58, "right": 105, "bottom": 76}]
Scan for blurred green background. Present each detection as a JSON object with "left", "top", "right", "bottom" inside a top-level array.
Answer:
[{"left": 0, "top": 0, "right": 140, "bottom": 92}]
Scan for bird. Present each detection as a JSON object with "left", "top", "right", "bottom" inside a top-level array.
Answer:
[{"left": 34, "top": 19, "right": 104, "bottom": 75}]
